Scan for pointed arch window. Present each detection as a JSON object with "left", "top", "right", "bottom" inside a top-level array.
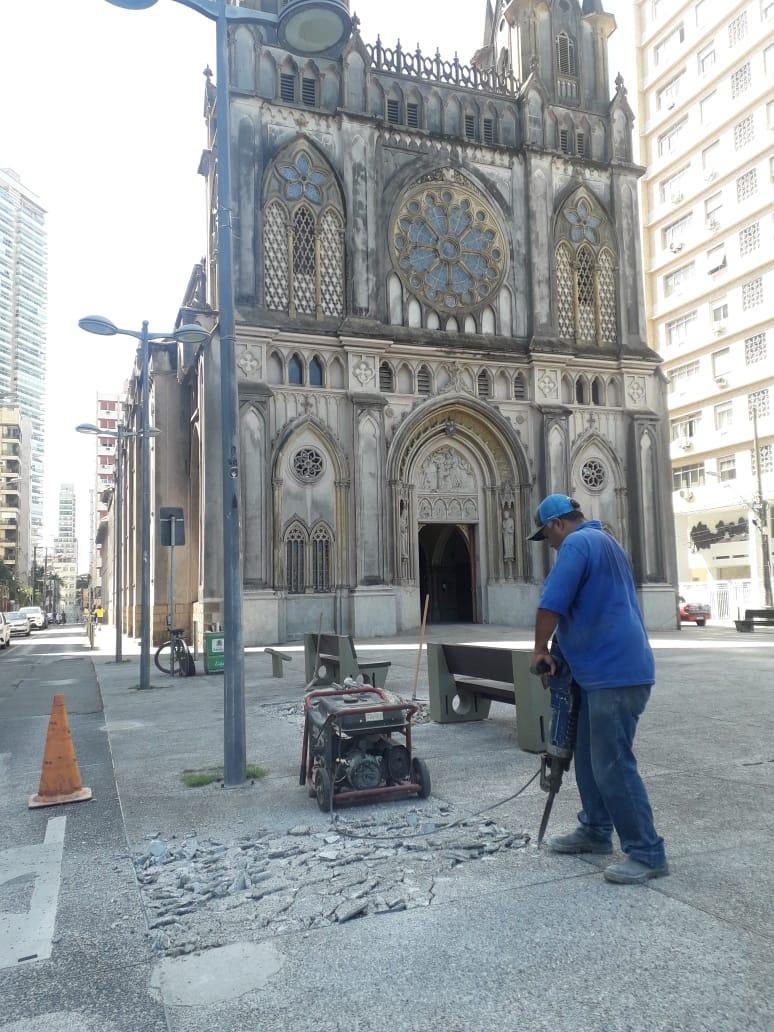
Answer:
[
  {"left": 285, "top": 523, "right": 307, "bottom": 594},
  {"left": 379, "top": 361, "right": 395, "bottom": 392},
  {"left": 309, "top": 356, "right": 324, "bottom": 387},
  {"left": 311, "top": 523, "right": 333, "bottom": 593},
  {"left": 288, "top": 353, "right": 304, "bottom": 385},
  {"left": 575, "top": 378, "right": 588, "bottom": 405},
  {"left": 555, "top": 32, "right": 577, "bottom": 77},
  {"left": 556, "top": 243, "right": 575, "bottom": 338},
  {"left": 597, "top": 249, "right": 617, "bottom": 344},
  {"left": 477, "top": 370, "right": 492, "bottom": 399},
  {"left": 554, "top": 219, "right": 618, "bottom": 346},
  {"left": 263, "top": 150, "right": 345, "bottom": 320},
  {"left": 513, "top": 372, "right": 527, "bottom": 400},
  {"left": 417, "top": 365, "right": 432, "bottom": 396},
  {"left": 576, "top": 246, "right": 596, "bottom": 341}
]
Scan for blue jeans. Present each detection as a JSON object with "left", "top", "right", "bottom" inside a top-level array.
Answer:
[{"left": 574, "top": 686, "right": 666, "bottom": 868}]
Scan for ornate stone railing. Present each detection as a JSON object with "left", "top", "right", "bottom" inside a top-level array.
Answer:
[{"left": 365, "top": 37, "right": 520, "bottom": 97}]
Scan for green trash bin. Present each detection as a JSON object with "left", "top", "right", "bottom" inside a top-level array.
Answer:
[{"left": 204, "top": 631, "right": 225, "bottom": 674}]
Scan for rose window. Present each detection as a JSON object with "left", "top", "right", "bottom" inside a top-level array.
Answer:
[
  {"left": 391, "top": 184, "right": 506, "bottom": 313},
  {"left": 292, "top": 447, "right": 324, "bottom": 483},
  {"left": 277, "top": 153, "right": 328, "bottom": 206},
  {"left": 564, "top": 198, "right": 602, "bottom": 244},
  {"left": 580, "top": 458, "right": 607, "bottom": 491}
]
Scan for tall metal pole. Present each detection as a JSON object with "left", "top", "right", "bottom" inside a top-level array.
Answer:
[
  {"left": 752, "top": 407, "right": 773, "bottom": 609},
  {"left": 115, "top": 430, "right": 124, "bottom": 663},
  {"left": 140, "top": 323, "right": 152, "bottom": 690},
  {"left": 216, "top": 0, "right": 246, "bottom": 785}
]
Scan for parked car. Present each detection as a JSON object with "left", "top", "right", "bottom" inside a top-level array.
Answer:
[
  {"left": 679, "top": 596, "right": 711, "bottom": 627},
  {"left": 6, "top": 612, "right": 32, "bottom": 636},
  {"left": 0, "top": 613, "right": 11, "bottom": 649},
  {"left": 19, "top": 606, "right": 47, "bottom": 629}
]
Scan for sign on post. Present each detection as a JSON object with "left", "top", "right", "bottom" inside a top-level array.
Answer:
[{"left": 159, "top": 507, "right": 185, "bottom": 546}]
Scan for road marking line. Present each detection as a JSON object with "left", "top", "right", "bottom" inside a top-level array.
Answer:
[{"left": 0, "top": 816, "right": 66, "bottom": 969}]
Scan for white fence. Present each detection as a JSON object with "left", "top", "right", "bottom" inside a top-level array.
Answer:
[{"left": 679, "top": 580, "right": 753, "bottom": 621}]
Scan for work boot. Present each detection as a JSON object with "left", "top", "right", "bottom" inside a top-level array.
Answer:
[
  {"left": 604, "top": 857, "right": 670, "bottom": 884},
  {"left": 546, "top": 828, "right": 613, "bottom": 855}
]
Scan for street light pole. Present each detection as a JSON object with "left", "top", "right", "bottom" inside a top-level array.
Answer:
[
  {"left": 752, "top": 407, "right": 773, "bottom": 609},
  {"left": 115, "top": 427, "right": 124, "bottom": 663},
  {"left": 140, "top": 322, "right": 152, "bottom": 690}
]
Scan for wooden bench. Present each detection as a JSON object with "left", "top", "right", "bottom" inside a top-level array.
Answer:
[
  {"left": 264, "top": 647, "right": 292, "bottom": 677},
  {"left": 427, "top": 643, "right": 552, "bottom": 754},
  {"left": 303, "top": 633, "right": 391, "bottom": 691},
  {"left": 734, "top": 609, "right": 774, "bottom": 632}
]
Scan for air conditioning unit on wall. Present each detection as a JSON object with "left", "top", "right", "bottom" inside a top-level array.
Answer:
[
  {"left": 714, "top": 376, "right": 729, "bottom": 388},
  {"left": 679, "top": 489, "right": 695, "bottom": 501}
]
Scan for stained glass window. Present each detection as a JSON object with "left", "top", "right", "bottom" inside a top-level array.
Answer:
[
  {"left": 286, "top": 525, "right": 306, "bottom": 594},
  {"left": 311, "top": 525, "right": 333, "bottom": 593}
]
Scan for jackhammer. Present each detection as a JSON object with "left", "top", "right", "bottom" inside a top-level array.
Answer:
[{"left": 530, "top": 645, "right": 580, "bottom": 845}]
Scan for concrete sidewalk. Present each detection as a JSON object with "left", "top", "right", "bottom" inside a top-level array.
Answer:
[{"left": 90, "top": 622, "right": 773, "bottom": 1032}]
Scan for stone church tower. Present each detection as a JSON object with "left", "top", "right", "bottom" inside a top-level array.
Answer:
[{"left": 181, "top": 0, "right": 678, "bottom": 645}]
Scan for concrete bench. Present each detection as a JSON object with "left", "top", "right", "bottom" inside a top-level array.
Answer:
[
  {"left": 303, "top": 633, "right": 391, "bottom": 691},
  {"left": 264, "top": 647, "right": 292, "bottom": 677},
  {"left": 427, "top": 642, "right": 551, "bottom": 754},
  {"left": 735, "top": 609, "right": 774, "bottom": 632}
]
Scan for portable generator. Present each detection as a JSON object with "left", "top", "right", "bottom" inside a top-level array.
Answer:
[{"left": 300, "top": 682, "right": 431, "bottom": 811}]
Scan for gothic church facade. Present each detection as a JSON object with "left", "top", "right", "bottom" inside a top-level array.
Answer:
[{"left": 175, "top": 0, "right": 678, "bottom": 645}]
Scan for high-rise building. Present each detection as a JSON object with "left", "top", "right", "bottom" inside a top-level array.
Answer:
[
  {"left": 0, "top": 404, "right": 32, "bottom": 586},
  {"left": 0, "top": 168, "right": 47, "bottom": 545},
  {"left": 51, "top": 482, "right": 78, "bottom": 617},
  {"left": 635, "top": 0, "right": 774, "bottom": 615},
  {"left": 92, "top": 393, "right": 121, "bottom": 596}
]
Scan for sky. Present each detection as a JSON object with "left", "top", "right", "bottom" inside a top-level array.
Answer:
[{"left": 2, "top": 0, "right": 636, "bottom": 566}]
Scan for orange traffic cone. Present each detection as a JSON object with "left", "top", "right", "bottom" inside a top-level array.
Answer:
[{"left": 28, "top": 694, "right": 93, "bottom": 808}]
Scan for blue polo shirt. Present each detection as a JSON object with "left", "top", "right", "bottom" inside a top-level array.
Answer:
[{"left": 538, "top": 521, "right": 655, "bottom": 691}]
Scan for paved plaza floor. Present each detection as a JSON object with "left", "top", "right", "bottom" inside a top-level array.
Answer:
[{"left": 1, "top": 621, "right": 772, "bottom": 1031}]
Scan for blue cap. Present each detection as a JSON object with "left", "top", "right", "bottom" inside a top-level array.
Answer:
[{"left": 528, "top": 494, "right": 578, "bottom": 541}]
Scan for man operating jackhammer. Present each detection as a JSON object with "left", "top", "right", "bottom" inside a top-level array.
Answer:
[{"left": 529, "top": 494, "right": 669, "bottom": 885}]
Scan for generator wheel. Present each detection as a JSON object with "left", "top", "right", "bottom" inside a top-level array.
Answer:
[
  {"left": 412, "top": 757, "right": 431, "bottom": 799},
  {"left": 696, "top": 619, "right": 706, "bottom": 627},
  {"left": 315, "top": 768, "right": 333, "bottom": 812}
]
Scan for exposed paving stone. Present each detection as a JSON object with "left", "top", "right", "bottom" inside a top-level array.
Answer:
[{"left": 132, "top": 808, "right": 529, "bottom": 955}]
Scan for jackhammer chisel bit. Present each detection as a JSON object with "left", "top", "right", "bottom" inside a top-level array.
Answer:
[{"left": 530, "top": 652, "right": 579, "bottom": 846}]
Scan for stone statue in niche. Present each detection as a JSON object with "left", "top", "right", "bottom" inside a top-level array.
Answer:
[
  {"left": 502, "top": 506, "right": 515, "bottom": 561},
  {"left": 400, "top": 503, "right": 409, "bottom": 559}
]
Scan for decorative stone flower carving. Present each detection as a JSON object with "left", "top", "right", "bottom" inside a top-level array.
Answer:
[
  {"left": 565, "top": 198, "right": 602, "bottom": 244},
  {"left": 277, "top": 153, "right": 328, "bottom": 205}
]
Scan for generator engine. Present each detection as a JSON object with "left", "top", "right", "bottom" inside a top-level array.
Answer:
[{"left": 301, "top": 684, "right": 430, "bottom": 810}]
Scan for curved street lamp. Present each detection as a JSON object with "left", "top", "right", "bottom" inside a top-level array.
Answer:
[
  {"left": 101, "top": 0, "right": 352, "bottom": 783},
  {"left": 79, "top": 317, "right": 208, "bottom": 689}
]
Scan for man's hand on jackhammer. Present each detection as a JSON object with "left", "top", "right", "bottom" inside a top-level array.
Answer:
[{"left": 531, "top": 649, "right": 556, "bottom": 677}]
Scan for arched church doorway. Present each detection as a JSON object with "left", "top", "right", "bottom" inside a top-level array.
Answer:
[{"left": 418, "top": 524, "right": 475, "bottom": 624}]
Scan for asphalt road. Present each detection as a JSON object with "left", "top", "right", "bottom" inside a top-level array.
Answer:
[{"left": 0, "top": 625, "right": 166, "bottom": 1032}]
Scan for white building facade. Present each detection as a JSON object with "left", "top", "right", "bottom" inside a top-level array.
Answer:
[
  {"left": 52, "top": 482, "right": 78, "bottom": 618},
  {"left": 635, "top": 0, "right": 774, "bottom": 614},
  {"left": 0, "top": 168, "right": 47, "bottom": 545}
]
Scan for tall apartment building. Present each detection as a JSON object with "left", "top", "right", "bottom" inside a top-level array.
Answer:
[
  {"left": 0, "top": 168, "right": 47, "bottom": 544},
  {"left": 635, "top": 0, "right": 774, "bottom": 614},
  {"left": 0, "top": 404, "right": 32, "bottom": 585},
  {"left": 51, "top": 482, "right": 78, "bottom": 617},
  {"left": 93, "top": 393, "right": 121, "bottom": 595}
]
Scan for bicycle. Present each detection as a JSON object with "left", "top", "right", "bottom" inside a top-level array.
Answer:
[{"left": 154, "top": 627, "right": 196, "bottom": 677}]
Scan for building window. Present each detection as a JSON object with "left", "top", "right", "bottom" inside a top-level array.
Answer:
[
  {"left": 285, "top": 525, "right": 306, "bottom": 594},
  {"left": 659, "top": 166, "right": 690, "bottom": 203},
  {"left": 667, "top": 311, "right": 697, "bottom": 348},
  {"left": 731, "top": 63, "right": 752, "bottom": 99},
  {"left": 712, "top": 348, "right": 732, "bottom": 376},
  {"left": 406, "top": 102, "right": 420, "bottom": 128},
  {"left": 700, "top": 92, "right": 717, "bottom": 124},
  {"left": 734, "top": 115, "right": 754, "bottom": 150},
  {"left": 292, "top": 207, "right": 317, "bottom": 315},
  {"left": 702, "top": 141, "right": 720, "bottom": 176},
  {"left": 318, "top": 209, "right": 345, "bottom": 316},
  {"left": 379, "top": 361, "right": 394, "bottom": 391},
  {"left": 654, "top": 23, "right": 684, "bottom": 65},
  {"left": 752, "top": 444, "right": 773, "bottom": 475},
  {"left": 556, "top": 244, "right": 575, "bottom": 338},
  {"left": 657, "top": 72, "right": 685, "bottom": 109},
  {"left": 311, "top": 524, "right": 332, "bottom": 592},
  {"left": 673, "top": 463, "right": 705, "bottom": 490},
  {"left": 663, "top": 213, "right": 692, "bottom": 251},
  {"left": 559, "top": 128, "right": 572, "bottom": 154},
  {"left": 707, "top": 244, "right": 726, "bottom": 274},
  {"left": 280, "top": 72, "right": 296, "bottom": 103},
  {"left": 288, "top": 353, "right": 304, "bottom": 385},
  {"left": 658, "top": 118, "right": 687, "bottom": 157},
  {"left": 309, "top": 356, "right": 324, "bottom": 387},
  {"left": 704, "top": 191, "right": 723, "bottom": 226},
  {"left": 766, "top": 43, "right": 774, "bottom": 74},
  {"left": 763, "top": 0, "right": 774, "bottom": 21},
  {"left": 748, "top": 389, "right": 770, "bottom": 420},
  {"left": 715, "top": 403, "right": 734, "bottom": 430},
  {"left": 718, "top": 456, "right": 737, "bottom": 481},
  {"left": 464, "top": 114, "right": 477, "bottom": 140},
  {"left": 387, "top": 98, "right": 402, "bottom": 124},
  {"left": 737, "top": 168, "right": 758, "bottom": 202},
  {"left": 301, "top": 77, "right": 317, "bottom": 107},
  {"left": 668, "top": 360, "right": 700, "bottom": 393},
  {"left": 739, "top": 223, "right": 760, "bottom": 256},
  {"left": 695, "top": 0, "right": 710, "bottom": 26},
  {"left": 710, "top": 299, "right": 728, "bottom": 326},
  {"left": 513, "top": 373, "right": 527, "bottom": 400},
  {"left": 728, "top": 11, "right": 748, "bottom": 45},
  {"left": 555, "top": 32, "right": 577, "bottom": 76},
  {"left": 576, "top": 247, "right": 596, "bottom": 340},
  {"left": 476, "top": 369, "right": 492, "bottom": 399},
  {"left": 698, "top": 42, "right": 716, "bottom": 75},
  {"left": 671, "top": 412, "right": 702, "bottom": 441},
  {"left": 742, "top": 277, "right": 763, "bottom": 310},
  {"left": 417, "top": 365, "right": 432, "bottom": 396},
  {"left": 745, "top": 333, "right": 767, "bottom": 365},
  {"left": 483, "top": 118, "right": 495, "bottom": 145},
  {"left": 664, "top": 262, "right": 694, "bottom": 297}
]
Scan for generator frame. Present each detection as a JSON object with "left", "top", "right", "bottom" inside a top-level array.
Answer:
[{"left": 300, "top": 684, "right": 430, "bottom": 810}]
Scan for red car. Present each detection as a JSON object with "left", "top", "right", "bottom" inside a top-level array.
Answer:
[{"left": 679, "top": 596, "right": 711, "bottom": 627}]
